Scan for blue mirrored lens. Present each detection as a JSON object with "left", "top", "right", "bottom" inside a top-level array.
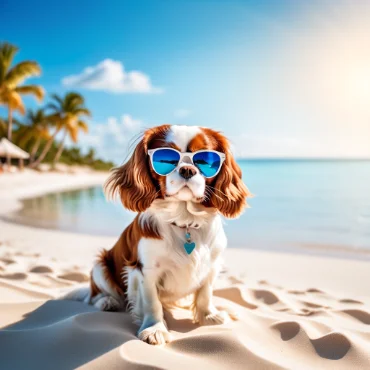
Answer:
[
  {"left": 152, "top": 149, "right": 180, "bottom": 175},
  {"left": 193, "top": 151, "right": 221, "bottom": 177}
]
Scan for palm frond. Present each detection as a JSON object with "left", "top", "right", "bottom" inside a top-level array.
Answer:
[
  {"left": 26, "top": 109, "right": 36, "bottom": 122},
  {"left": 34, "top": 108, "right": 46, "bottom": 123},
  {"left": 73, "top": 107, "right": 91, "bottom": 117},
  {"left": 39, "top": 128, "right": 50, "bottom": 139},
  {"left": 45, "top": 102, "right": 60, "bottom": 112},
  {"left": 46, "top": 113, "right": 61, "bottom": 124},
  {"left": 15, "top": 85, "right": 44, "bottom": 101},
  {"left": 64, "top": 92, "right": 84, "bottom": 111},
  {"left": 77, "top": 120, "right": 89, "bottom": 133},
  {"left": 11, "top": 117, "right": 25, "bottom": 129},
  {"left": 0, "top": 43, "right": 19, "bottom": 83},
  {"left": 50, "top": 93, "right": 64, "bottom": 108},
  {"left": 17, "top": 125, "right": 35, "bottom": 147},
  {"left": 69, "top": 127, "right": 79, "bottom": 143},
  {"left": 8, "top": 91, "right": 26, "bottom": 114},
  {"left": 66, "top": 92, "right": 84, "bottom": 103},
  {"left": 42, "top": 91, "right": 91, "bottom": 144},
  {"left": 25, "top": 108, "right": 47, "bottom": 127},
  {"left": 5, "top": 61, "right": 41, "bottom": 87}
]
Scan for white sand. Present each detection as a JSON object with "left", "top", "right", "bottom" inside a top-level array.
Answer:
[{"left": 0, "top": 170, "right": 370, "bottom": 369}]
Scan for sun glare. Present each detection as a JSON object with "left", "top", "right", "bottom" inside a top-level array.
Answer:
[{"left": 350, "top": 66, "right": 370, "bottom": 105}]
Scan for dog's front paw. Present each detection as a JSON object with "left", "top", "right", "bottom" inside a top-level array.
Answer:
[
  {"left": 138, "top": 322, "right": 172, "bottom": 345},
  {"left": 94, "top": 296, "right": 121, "bottom": 312},
  {"left": 196, "top": 309, "right": 232, "bottom": 326}
]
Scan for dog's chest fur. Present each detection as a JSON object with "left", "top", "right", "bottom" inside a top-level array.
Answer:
[
  {"left": 157, "top": 234, "right": 213, "bottom": 302},
  {"left": 138, "top": 201, "right": 226, "bottom": 303}
]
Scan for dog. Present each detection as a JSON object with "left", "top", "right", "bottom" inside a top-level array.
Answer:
[{"left": 65, "top": 124, "right": 249, "bottom": 345}]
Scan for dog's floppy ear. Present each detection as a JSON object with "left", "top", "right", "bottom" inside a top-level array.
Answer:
[
  {"left": 105, "top": 125, "right": 169, "bottom": 212},
  {"left": 205, "top": 130, "right": 250, "bottom": 218}
]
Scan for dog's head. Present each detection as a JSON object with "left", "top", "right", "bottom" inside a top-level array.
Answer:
[{"left": 105, "top": 125, "right": 250, "bottom": 218}]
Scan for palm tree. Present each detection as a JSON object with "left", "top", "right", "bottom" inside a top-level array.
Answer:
[
  {"left": 85, "top": 147, "right": 96, "bottom": 165},
  {"left": 0, "top": 43, "right": 44, "bottom": 141},
  {"left": 18, "top": 108, "right": 50, "bottom": 162},
  {"left": 30, "top": 92, "right": 90, "bottom": 167},
  {"left": 0, "top": 42, "right": 44, "bottom": 166}
]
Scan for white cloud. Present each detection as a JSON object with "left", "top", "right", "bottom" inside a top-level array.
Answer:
[
  {"left": 174, "top": 109, "right": 191, "bottom": 119},
  {"left": 62, "top": 59, "right": 162, "bottom": 94},
  {"left": 79, "top": 114, "right": 144, "bottom": 162},
  {"left": 121, "top": 114, "right": 141, "bottom": 131}
]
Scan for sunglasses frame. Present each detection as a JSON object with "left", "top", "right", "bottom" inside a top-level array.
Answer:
[{"left": 148, "top": 147, "right": 226, "bottom": 178}]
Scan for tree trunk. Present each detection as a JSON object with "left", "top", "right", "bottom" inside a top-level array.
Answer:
[
  {"left": 7, "top": 108, "right": 12, "bottom": 141},
  {"left": 6, "top": 108, "right": 12, "bottom": 168},
  {"left": 29, "top": 129, "right": 60, "bottom": 168},
  {"left": 30, "top": 137, "right": 42, "bottom": 163},
  {"left": 53, "top": 130, "right": 67, "bottom": 164}
]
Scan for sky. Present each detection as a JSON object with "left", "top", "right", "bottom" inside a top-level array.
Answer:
[{"left": 1, "top": 0, "right": 370, "bottom": 161}]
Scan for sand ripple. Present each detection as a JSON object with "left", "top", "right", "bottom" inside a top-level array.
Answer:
[{"left": 1, "top": 247, "right": 370, "bottom": 369}]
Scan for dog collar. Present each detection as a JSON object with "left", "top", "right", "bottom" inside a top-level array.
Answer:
[{"left": 170, "top": 222, "right": 200, "bottom": 229}]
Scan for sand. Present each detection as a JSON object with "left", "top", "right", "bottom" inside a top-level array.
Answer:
[{"left": 0, "top": 170, "right": 370, "bottom": 369}]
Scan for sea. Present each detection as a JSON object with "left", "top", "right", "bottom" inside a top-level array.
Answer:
[{"left": 8, "top": 160, "right": 370, "bottom": 260}]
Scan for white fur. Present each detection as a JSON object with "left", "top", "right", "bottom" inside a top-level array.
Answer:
[
  {"left": 166, "top": 125, "right": 201, "bottom": 152},
  {"left": 94, "top": 296, "right": 121, "bottom": 311},
  {"left": 142, "top": 204, "right": 225, "bottom": 302},
  {"left": 165, "top": 164, "right": 206, "bottom": 201},
  {"left": 92, "top": 263, "right": 121, "bottom": 300}
]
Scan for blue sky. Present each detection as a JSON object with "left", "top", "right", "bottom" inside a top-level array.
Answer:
[{"left": 1, "top": 0, "right": 370, "bottom": 161}]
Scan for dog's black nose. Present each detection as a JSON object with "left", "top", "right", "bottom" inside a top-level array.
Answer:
[{"left": 179, "top": 166, "right": 196, "bottom": 179}]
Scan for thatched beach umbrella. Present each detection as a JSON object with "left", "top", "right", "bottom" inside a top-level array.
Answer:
[{"left": 0, "top": 138, "right": 30, "bottom": 171}]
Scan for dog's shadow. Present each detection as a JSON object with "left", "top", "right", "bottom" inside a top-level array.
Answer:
[
  {"left": 0, "top": 299, "right": 201, "bottom": 370},
  {"left": 0, "top": 300, "right": 139, "bottom": 370},
  {"left": 164, "top": 309, "right": 200, "bottom": 333}
]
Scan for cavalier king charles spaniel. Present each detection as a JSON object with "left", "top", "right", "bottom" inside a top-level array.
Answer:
[{"left": 66, "top": 124, "right": 249, "bottom": 345}]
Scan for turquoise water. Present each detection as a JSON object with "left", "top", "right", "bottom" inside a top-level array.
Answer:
[{"left": 10, "top": 160, "right": 370, "bottom": 258}]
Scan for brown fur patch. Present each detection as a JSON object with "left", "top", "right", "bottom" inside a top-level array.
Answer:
[
  {"left": 91, "top": 214, "right": 161, "bottom": 298},
  {"left": 90, "top": 271, "right": 101, "bottom": 298},
  {"left": 187, "top": 132, "right": 212, "bottom": 152},
  {"left": 104, "top": 124, "right": 171, "bottom": 212},
  {"left": 199, "top": 127, "right": 251, "bottom": 218}
]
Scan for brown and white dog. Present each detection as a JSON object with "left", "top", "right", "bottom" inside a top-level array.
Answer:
[{"left": 66, "top": 124, "right": 249, "bottom": 345}]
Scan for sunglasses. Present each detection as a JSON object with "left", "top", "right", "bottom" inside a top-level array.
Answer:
[{"left": 148, "top": 148, "right": 226, "bottom": 178}]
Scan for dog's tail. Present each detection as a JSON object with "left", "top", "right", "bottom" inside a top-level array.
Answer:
[{"left": 59, "top": 284, "right": 91, "bottom": 304}]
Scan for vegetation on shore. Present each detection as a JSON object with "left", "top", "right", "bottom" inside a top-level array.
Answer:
[{"left": 0, "top": 42, "right": 114, "bottom": 171}]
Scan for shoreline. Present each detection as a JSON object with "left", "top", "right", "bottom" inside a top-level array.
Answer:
[
  {"left": 1, "top": 169, "right": 370, "bottom": 263},
  {"left": 0, "top": 169, "right": 108, "bottom": 216},
  {"left": 5, "top": 209, "right": 370, "bottom": 263},
  {"left": 0, "top": 169, "right": 113, "bottom": 268}
]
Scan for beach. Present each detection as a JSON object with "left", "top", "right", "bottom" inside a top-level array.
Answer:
[{"left": 1, "top": 170, "right": 370, "bottom": 369}]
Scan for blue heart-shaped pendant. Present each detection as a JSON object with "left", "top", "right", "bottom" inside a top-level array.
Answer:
[{"left": 184, "top": 242, "right": 196, "bottom": 255}]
